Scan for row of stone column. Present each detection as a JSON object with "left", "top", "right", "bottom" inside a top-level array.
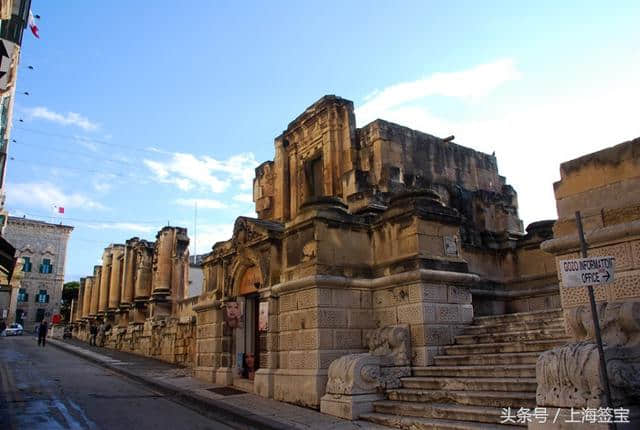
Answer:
[{"left": 74, "top": 227, "right": 190, "bottom": 326}]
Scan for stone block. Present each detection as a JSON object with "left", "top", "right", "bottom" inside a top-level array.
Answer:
[
  {"left": 197, "top": 339, "right": 214, "bottom": 354},
  {"left": 273, "top": 369, "right": 327, "bottom": 408},
  {"left": 347, "top": 309, "right": 375, "bottom": 329},
  {"left": 436, "top": 303, "right": 461, "bottom": 323},
  {"left": 320, "top": 393, "right": 383, "bottom": 420},
  {"left": 360, "top": 290, "right": 372, "bottom": 308},
  {"left": 611, "top": 270, "right": 640, "bottom": 301},
  {"left": 374, "top": 308, "right": 398, "bottom": 328},
  {"left": 412, "top": 345, "right": 442, "bottom": 366},
  {"left": 279, "top": 292, "right": 298, "bottom": 312},
  {"left": 410, "top": 324, "right": 452, "bottom": 347},
  {"left": 460, "top": 304, "right": 474, "bottom": 323},
  {"left": 298, "top": 288, "right": 332, "bottom": 309},
  {"left": 447, "top": 285, "right": 472, "bottom": 304},
  {"left": 332, "top": 289, "right": 361, "bottom": 308},
  {"left": 315, "top": 308, "right": 347, "bottom": 328},
  {"left": 334, "top": 329, "right": 363, "bottom": 349},
  {"left": 397, "top": 303, "right": 423, "bottom": 325}
]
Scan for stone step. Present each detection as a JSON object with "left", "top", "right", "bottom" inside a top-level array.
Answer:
[
  {"left": 444, "top": 339, "right": 567, "bottom": 355},
  {"left": 361, "top": 412, "right": 524, "bottom": 429},
  {"left": 454, "top": 328, "right": 567, "bottom": 345},
  {"left": 387, "top": 389, "right": 536, "bottom": 408},
  {"left": 371, "top": 400, "right": 527, "bottom": 426},
  {"left": 412, "top": 365, "right": 536, "bottom": 378},
  {"left": 471, "top": 309, "right": 563, "bottom": 326},
  {"left": 434, "top": 352, "right": 540, "bottom": 366},
  {"left": 401, "top": 377, "right": 537, "bottom": 392},
  {"left": 461, "top": 318, "right": 565, "bottom": 335}
]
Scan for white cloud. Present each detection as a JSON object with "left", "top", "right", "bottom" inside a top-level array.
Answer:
[
  {"left": 7, "top": 181, "right": 106, "bottom": 211},
  {"left": 174, "top": 198, "right": 228, "bottom": 209},
  {"left": 233, "top": 193, "right": 253, "bottom": 204},
  {"left": 355, "top": 60, "right": 640, "bottom": 226},
  {"left": 84, "top": 222, "right": 155, "bottom": 233},
  {"left": 24, "top": 106, "right": 99, "bottom": 131},
  {"left": 143, "top": 152, "right": 257, "bottom": 193},
  {"left": 191, "top": 222, "right": 234, "bottom": 255},
  {"left": 356, "top": 59, "right": 520, "bottom": 125}
]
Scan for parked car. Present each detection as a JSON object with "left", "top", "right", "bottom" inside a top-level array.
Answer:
[{"left": 5, "top": 323, "right": 23, "bottom": 336}]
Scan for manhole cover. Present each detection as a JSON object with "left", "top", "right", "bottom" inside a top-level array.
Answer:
[{"left": 207, "top": 387, "right": 246, "bottom": 396}]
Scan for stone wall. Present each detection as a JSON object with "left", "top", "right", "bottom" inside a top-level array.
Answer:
[{"left": 537, "top": 137, "right": 640, "bottom": 410}]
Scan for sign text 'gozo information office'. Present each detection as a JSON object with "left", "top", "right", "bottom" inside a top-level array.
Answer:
[{"left": 559, "top": 256, "right": 615, "bottom": 288}]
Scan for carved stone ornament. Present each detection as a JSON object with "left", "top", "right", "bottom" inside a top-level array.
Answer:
[
  {"left": 536, "top": 301, "right": 640, "bottom": 408},
  {"left": 325, "top": 324, "right": 411, "bottom": 396}
]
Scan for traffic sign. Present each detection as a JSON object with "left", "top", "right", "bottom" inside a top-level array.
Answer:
[{"left": 559, "top": 256, "right": 615, "bottom": 288}]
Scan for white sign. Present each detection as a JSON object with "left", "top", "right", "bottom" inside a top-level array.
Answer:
[{"left": 559, "top": 256, "right": 615, "bottom": 288}]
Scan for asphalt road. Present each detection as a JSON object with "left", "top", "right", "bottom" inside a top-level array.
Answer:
[{"left": 0, "top": 336, "right": 235, "bottom": 430}]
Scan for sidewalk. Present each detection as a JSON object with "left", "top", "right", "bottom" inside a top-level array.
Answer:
[{"left": 48, "top": 338, "right": 389, "bottom": 430}]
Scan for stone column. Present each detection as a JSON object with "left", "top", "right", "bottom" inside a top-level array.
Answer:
[
  {"left": 77, "top": 278, "right": 85, "bottom": 321},
  {"left": 119, "top": 238, "right": 138, "bottom": 326},
  {"left": 133, "top": 241, "right": 153, "bottom": 323},
  {"left": 153, "top": 228, "right": 173, "bottom": 295},
  {"left": 108, "top": 245, "right": 125, "bottom": 312},
  {"left": 82, "top": 277, "right": 93, "bottom": 319},
  {"left": 90, "top": 266, "right": 102, "bottom": 317},
  {"left": 98, "top": 247, "right": 113, "bottom": 314}
]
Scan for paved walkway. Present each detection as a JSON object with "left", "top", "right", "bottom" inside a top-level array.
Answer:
[{"left": 49, "top": 338, "right": 389, "bottom": 430}]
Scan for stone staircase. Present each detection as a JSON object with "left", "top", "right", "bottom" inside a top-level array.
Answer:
[{"left": 361, "top": 309, "right": 568, "bottom": 429}]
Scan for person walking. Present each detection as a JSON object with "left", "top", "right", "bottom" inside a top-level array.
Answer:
[
  {"left": 37, "top": 320, "right": 48, "bottom": 347},
  {"left": 89, "top": 323, "right": 97, "bottom": 346}
]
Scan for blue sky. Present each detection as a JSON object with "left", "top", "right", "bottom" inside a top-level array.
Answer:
[{"left": 6, "top": 1, "right": 640, "bottom": 281}]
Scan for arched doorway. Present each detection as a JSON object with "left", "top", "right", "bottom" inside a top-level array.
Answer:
[{"left": 232, "top": 265, "right": 261, "bottom": 381}]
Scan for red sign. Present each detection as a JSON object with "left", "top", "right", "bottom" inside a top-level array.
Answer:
[{"left": 52, "top": 314, "right": 61, "bottom": 324}]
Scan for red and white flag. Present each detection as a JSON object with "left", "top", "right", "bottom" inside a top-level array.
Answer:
[
  {"left": 58, "top": 206, "right": 64, "bottom": 214},
  {"left": 28, "top": 10, "right": 39, "bottom": 39}
]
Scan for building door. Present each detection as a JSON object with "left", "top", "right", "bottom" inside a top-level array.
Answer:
[
  {"left": 244, "top": 294, "right": 260, "bottom": 380},
  {"left": 36, "top": 308, "right": 45, "bottom": 322},
  {"left": 15, "top": 309, "right": 24, "bottom": 325}
]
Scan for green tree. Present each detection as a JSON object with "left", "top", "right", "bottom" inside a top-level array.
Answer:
[{"left": 60, "top": 281, "right": 80, "bottom": 322}]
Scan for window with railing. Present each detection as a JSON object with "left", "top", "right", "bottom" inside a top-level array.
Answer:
[
  {"left": 22, "top": 256, "right": 32, "bottom": 272},
  {"left": 39, "top": 258, "right": 53, "bottom": 274},
  {"left": 17, "top": 288, "right": 28, "bottom": 302},
  {"left": 36, "top": 289, "right": 49, "bottom": 303}
]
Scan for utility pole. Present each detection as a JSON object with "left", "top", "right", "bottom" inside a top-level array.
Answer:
[{"left": 575, "top": 211, "right": 616, "bottom": 430}]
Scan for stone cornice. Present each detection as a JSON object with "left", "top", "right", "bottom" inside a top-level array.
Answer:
[
  {"left": 271, "top": 269, "right": 480, "bottom": 296},
  {"left": 541, "top": 219, "right": 640, "bottom": 254}
]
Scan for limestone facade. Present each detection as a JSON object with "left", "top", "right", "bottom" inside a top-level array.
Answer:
[
  {"left": 192, "top": 96, "right": 559, "bottom": 408},
  {"left": 4, "top": 217, "right": 73, "bottom": 331},
  {"left": 537, "top": 137, "right": 640, "bottom": 413},
  {"left": 73, "top": 227, "right": 194, "bottom": 366}
]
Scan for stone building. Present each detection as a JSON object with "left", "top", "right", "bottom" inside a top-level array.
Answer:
[
  {"left": 73, "top": 227, "right": 195, "bottom": 366},
  {"left": 72, "top": 95, "right": 639, "bottom": 428},
  {"left": 4, "top": 216, "right": 73, "bottom": 330}
]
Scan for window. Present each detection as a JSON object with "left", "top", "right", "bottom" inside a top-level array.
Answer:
[
  {"left": 17, "top": 288, "right": 28, "bottom": 302},
  {"left": 39, "top": 258, "right": 53, "bottom": 274},
  {"left": 21, "top": 256, "right": 32, "bottom": 272},
  {"left": 36, "top": 289, "right": 49, "bottom": 304},
  {"left": 305, "top": 156, "right": 324, "bottom": 198}
]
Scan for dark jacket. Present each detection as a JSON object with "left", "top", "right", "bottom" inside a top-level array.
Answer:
[
  {"left": 90, "top": 325, "right": 98, "bottom": 335},
  {"left": 38, "top": 322, "right": 48, "bottom": 336}
]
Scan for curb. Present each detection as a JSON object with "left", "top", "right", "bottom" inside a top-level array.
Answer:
[{"left": 49, "top": 339, "right": 295, "bottom": 430}]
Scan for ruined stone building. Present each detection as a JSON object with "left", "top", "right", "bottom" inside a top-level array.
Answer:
[
  {"left": 3, "top": 216, "right": 73, "bottom": 330},
  {"left": 73, "top": 96, "right": 640, "bottom": 429}
]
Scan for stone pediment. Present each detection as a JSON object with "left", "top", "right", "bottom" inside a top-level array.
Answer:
[{"left": 231, "top": 216, "right": 283, "bottom": 249}]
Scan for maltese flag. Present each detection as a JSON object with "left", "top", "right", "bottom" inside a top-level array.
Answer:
[{"left": 28, "top": 10, "right": 39, "bottom": 39}]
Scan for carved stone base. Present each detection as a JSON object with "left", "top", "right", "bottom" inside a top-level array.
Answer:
[
  {"left": 320, "top": 393, "right": 383, "bottom": 420},
  {"left": 215, "top": 367, "right": 234, "bottom": 386},
  {"left": 254, "top": 368, "right": 275, "bottom": 398}
]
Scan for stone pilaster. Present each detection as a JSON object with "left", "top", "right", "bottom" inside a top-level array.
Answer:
[
  {"left": 82, "top": 277, "right": 93, "bottom": 319},
  {"left": 98, "top": 247, "right": 113, "bottom": 314},
  {"left": 108, "top": 245, "right": 125, "bottom": 312},
  {"left": 90, "top": 266, "right": 102, "bottom": 317}
]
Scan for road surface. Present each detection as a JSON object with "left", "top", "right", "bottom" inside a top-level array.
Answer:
[{"left": 0, "top": 336, "right": 235, "bottom": 429}]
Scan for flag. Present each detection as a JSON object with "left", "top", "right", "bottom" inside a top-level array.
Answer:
[
  {"left": 28, "top": 10, "right": 39, "bottom": 39},
  {"left": 58, "top": 206, "right": 64, "bottom": 214}
]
